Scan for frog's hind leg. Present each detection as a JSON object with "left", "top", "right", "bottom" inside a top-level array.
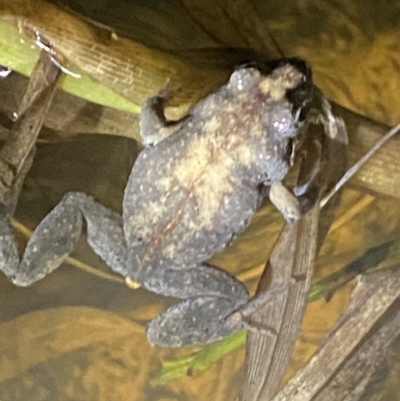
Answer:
[
  {"left": 147, "top": 295, "right": 243, "bottom": 347},
  {"left": 0, "top": 192, "right": 127, "bottom": 286},
  {"left": 144, "top": 263, "right": 249, "bottom": 347}
]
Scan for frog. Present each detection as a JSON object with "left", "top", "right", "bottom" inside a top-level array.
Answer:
[{"left": 0, "top": 58, "right": 314, "bottom": 347}]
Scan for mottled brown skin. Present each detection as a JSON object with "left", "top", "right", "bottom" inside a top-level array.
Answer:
[{"left": 0, "top": 58, "right": 313, "bottom": 347}]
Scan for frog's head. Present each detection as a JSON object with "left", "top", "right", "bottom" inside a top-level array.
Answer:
[
  {"left": 229, "top": 58, "right": 314, "bottom": 169},
  {"left": 229, "top": 58, "right": 314, "bottom": 135}
]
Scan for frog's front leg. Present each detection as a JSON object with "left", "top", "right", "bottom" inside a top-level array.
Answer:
[
  {"left": 269, "top": 182, "right": 301, "bottom": 223},
  {"left": 144, "top": 263, "right": 249, "bottom": 347},
  {"left": 140, "top": 91, "right": 186, "bottom": 147},
  {"left": 0, "top": 192, "right": 127, "bottom": 286}
]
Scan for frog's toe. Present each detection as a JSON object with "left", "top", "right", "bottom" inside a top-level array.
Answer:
[
  {"left": 269, "top": 182, "right": 301, "bottom": 223},
  {"left": 146, "top": 296, "right": 246, "bottom": 347}
]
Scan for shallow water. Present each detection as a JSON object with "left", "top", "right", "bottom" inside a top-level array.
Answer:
[{"left": 0, "top": 128, "right": 399, "bottom": 401}]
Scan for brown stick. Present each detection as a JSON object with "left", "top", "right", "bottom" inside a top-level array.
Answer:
[
  {"left": 272, "top": 265, "right": 400, "bottom": 401},
  {"left": 240, "top": 99, "right": 349, "bottom": 401},
  {"left": 0, "top": 49, "right": 61, "bottom": 213}
]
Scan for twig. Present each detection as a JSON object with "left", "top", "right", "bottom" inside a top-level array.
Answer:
[
  {"left": 321, "top": 122, "right": 400, "bottom": 207},
  {"left": 272, "top": 264, "right": 400, "bottom": 401}
]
